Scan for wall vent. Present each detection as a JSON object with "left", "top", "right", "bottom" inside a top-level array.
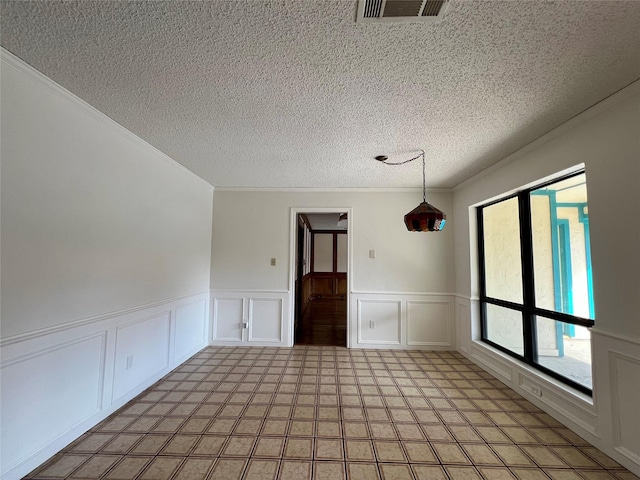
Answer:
[{"left": 357, "top": 0, "right": 449, "bottom": 23}]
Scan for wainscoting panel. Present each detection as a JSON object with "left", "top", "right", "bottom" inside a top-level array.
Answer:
[
  {"left": 357, "top": 300, "right": 401, "bottom": 345},
  {"left": 112, "top": 312, "right": 171, "bottom": 403},
  {"left": 0, "top": 333, "right": 106, "bottom": 478},
  {"left": 211, "top": 290, "right": 289, "bottom": 347},
  {"left": 0, "top": 291, "right": 210, "bottom": 480},
  {"left": 212, "top": 297, "right": 244, "bottom": 342},
  {"left": 469, "top": 346, "right": 515, "bottom": 384},
  {"left": 350, "top": 293, "right": 454, "bottom": 350},
  {"left": 248, "top": 298, "right": 283, "bottom": 342},
  {"left": 407, "top": 300, "right": 451, "bottom": 346},
  {"left": 610, "top": 352, "right": 640, "bottom": 465},
  {"left": 592, "top": 329, "right": 640, "bottom": 474},
  {"left": 455, "top": 296, "right": 471, "bottom": 354},
  {"left": 174, "top": 299, "right": 209, "bottom": 362}
]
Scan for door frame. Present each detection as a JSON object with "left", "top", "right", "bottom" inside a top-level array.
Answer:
[{"left": 288, "top": 207, "right": 353, "bottom": 347}]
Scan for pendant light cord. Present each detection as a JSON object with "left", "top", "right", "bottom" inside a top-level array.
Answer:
[
  {"left": 422, "top": 150, "right": 426, "bottom": 203},
  {"left": 378, "top": 149, "right": 427, "bottom": 203}
]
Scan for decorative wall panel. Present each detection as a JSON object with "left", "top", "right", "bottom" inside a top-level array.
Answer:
[
  {"left": 455, "top": 297, "right": 471, "bottom": 353},
  {"left": 112, "top": 313, "right": 171, "bottom": 402},
  {"left": 611, "top": 352, "right": 640, "bottom": 464},
  {"left": 1, "top": 333, "right": 106, "bottom": 475},
  {"left": 213, "top": 297, "right": 244, "bottom": 342},
  {"left": 357, "top": 299, "right": 401, "bottom": 345},
  {"left": 174, "top": 299, "right": 208, "bottom": 361},
  {"left": 407, "top": 300, "right": 451, "bottom": 346},
  {"left": 249, "top": 298, "right": 283, "bottom": 342}
]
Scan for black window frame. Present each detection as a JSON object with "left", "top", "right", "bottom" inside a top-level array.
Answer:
[{"left": 476, "top": 170, "right": 595, "bottom": 395}]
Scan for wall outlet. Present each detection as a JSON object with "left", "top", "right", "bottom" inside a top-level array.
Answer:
[
  {"left": 270, "top": 257, "right": 276, "bottom": 266},
  {"left": 530, "top": 385, "right": 542, "bottom": 397},
  {"left": 369, "top": 250, "right": 375, "bottom": 259},
  {"left": 126, "top": 355, "right": 134, "bottom": 370},
  {"left": 369, "top": 320, "right": 376, "bottom": 329}
]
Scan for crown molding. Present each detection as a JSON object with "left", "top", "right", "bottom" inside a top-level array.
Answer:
[{"left": 213, "top": 186, "right": 452, "bottom": 193}]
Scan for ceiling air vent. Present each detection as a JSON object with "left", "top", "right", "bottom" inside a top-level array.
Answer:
[{"left": 357, "top": 0, "right": 449, "bottom": 23}]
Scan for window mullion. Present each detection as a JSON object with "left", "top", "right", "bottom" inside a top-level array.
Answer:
[
  {"left": 518, "top": 192, "right": 537, "bottom": 364},
  {"left": 476, "top": 207, "right": 488, "bottom": 341}
]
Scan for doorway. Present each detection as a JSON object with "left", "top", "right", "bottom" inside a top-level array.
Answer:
[{"left": 291, "top": 210, "right": 349, "bottom": 347}]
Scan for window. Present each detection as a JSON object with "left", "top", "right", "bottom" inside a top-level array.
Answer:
[{"left": 477, "top": 171, "right": 595, "bottom": 394}]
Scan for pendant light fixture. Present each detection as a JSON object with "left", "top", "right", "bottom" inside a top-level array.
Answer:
[{"left": 376, "top": 150, "right": 446, "bottom": 232}]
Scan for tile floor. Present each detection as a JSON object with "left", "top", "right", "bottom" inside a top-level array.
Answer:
[{"left": 26, "top": 346, "right": 639, "bottom": 480}]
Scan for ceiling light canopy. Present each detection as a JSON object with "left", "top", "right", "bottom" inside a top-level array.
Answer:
[{"left": 376, "top": 150, "right": 446, "bottom": 232}]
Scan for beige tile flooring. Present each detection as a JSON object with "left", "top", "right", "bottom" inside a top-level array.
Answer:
[{"left": 26, "top": 346, "right": 639, "bottom": 480}]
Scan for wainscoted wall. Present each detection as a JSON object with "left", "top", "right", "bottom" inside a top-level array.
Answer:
[
  {"left": 211, "top": 290, "right": 290, "bottom": 346},
  {"left": 1, "top": 50, "right": 214, "bottom": 480},
  {"left": 454, "top": 295, "right": 473, "bottom": 356},
  {"left": 455, "top": 296, "right": 640, "bottom": 476},
  {"left": 0, "top": 292, "right": 210, "bottom": 480},
  {"left": 211, "top": 290, "right": 452, "bottom": 350},
  {"left": 591, "top": 329, "right": 640, "bottom": 474},
  {"left": 350, "top": 293, "right": 454, "bottom": 350}
]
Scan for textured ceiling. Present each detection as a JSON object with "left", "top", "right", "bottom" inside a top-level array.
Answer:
[{"left": 1, "top": 1, "right": 639, "bottom": 189}]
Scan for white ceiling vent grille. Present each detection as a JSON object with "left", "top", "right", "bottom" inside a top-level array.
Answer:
[{"left": 357, "top": 0, "right": 449, "bottom": 23}]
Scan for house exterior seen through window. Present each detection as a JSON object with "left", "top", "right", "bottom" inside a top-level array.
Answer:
[{"left": 477, "top": 171, "right": 595, "bottom": 393}]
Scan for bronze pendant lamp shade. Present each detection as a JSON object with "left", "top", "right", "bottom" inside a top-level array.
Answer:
[
  {"left": 404, "top": 200, "right": 446, "bottom": 232},
  {"left": 376, "top": 150, "right": 446, "bottom": 232}
]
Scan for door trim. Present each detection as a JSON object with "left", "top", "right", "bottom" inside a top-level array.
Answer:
[{"left": 289, "top": 207, "right": 353, "bottom": 347}]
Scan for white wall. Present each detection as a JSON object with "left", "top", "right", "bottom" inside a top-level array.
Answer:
[
  {"left": 453, "top": 81, "right": 640, "bottom": 475},
  {"left": 0, "top": 50, "right": 214, "bottom": 479},
  {"left": 212, "top": 190, "right": 453, "bottom": 292},
  {"left": 1, "top": 54, "right": 213, "bottom": 338},
  {"left": 211, "top": 189, "right": 455, "bottom": 349}
]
